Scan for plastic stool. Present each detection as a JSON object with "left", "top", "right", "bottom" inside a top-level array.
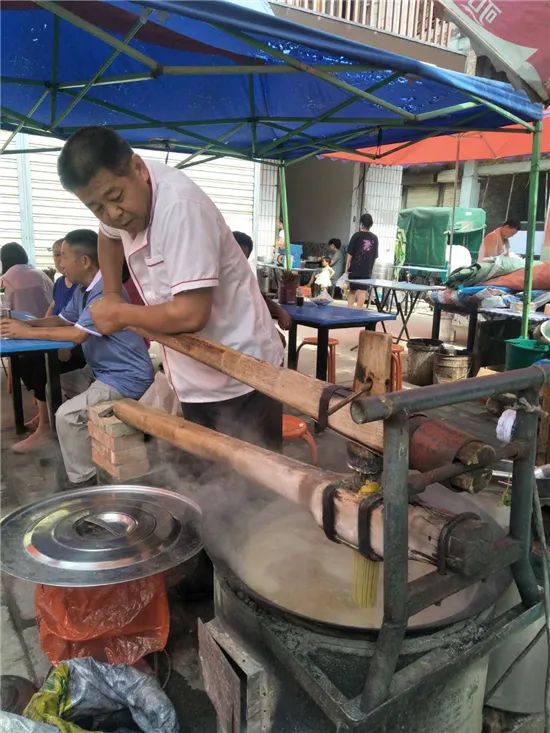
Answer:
[
  {"left": 391, "top": 343, "right": 404, "bottom": 392},
  {"left": 296, "top": 336, "right": 339, "bottom": 383},
  {"left": 282, "top": 415, "right": 318, "bottom": 465}
]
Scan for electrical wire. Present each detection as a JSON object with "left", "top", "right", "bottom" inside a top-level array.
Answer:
[{"left": 532, "top": 489, "right": 550, "bottom": 733}]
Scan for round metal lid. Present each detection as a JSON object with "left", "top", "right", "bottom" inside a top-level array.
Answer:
[{"left": 0, "top": 486, "right": 202, "bottom": 587}]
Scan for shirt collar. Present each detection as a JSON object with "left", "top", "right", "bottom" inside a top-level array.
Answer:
[{"left": 85, "top": 270, "right": 103, "bottom": 293}]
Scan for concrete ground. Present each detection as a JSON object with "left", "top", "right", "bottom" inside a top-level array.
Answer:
[{"left": 0, "top": 302, "right": 544, "bottom": 731}]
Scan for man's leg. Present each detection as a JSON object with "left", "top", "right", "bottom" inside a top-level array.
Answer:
[
  {"left": 347, "top": 289, "right": 356, "bottom": 308},
  {"left": 56, "top": 380, "right": 123, "bottom": 486},
  {"left": 60, "top": 365, "right": 94, "bottom": 401},
  {"left": 355, "top": 289, "right": 367, "bottom": 309},
  {"left": 182, "top": 390, "right": 283, "bottom": 451}
]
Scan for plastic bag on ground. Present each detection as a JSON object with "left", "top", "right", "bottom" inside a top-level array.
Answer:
[
  {"left": 138, "top": 371, "right": 182, "bottom": 416},
  {"left": 0, "top": 711, "right": 60, "bottom": 733},
  {"left": 21, "top": 658, "right": 178, "bottom": 733},
  {"left": 36, "top": 575, "right": 169, "bottom": 665}
]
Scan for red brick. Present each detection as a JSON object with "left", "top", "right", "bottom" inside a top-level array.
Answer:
[
  {"left": 87, "top": 401, "right": 138, "bottom": 437},
  {"left": 92, "top": 447, "right": 150, "bottom": 481},
  {"left": 91, "top": 437, "right": 148, "bottom": 466},
  {"left": 88, "top": 422, "right": 144, "bottom": 452}
]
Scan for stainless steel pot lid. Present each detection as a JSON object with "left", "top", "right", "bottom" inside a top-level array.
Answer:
[{"left": 0, "top": 486, "right": 202, "bottom": 586}]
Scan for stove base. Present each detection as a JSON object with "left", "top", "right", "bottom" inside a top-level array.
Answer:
[{"left": 198, "top": 576, "right": 504, "bottom": 732}]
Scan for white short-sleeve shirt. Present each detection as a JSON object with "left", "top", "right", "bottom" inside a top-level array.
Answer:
[{"left": 100, "top": 160, "right": 283, "bottom": 403}]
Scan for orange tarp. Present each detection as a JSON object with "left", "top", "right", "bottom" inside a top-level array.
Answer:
[{"left": 326, "top": 115, "right": 550, "bottom": 166}]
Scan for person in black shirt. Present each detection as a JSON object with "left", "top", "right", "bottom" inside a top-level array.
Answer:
[{"left": 345, "top": 213, "right": 378, "bottom": 308}]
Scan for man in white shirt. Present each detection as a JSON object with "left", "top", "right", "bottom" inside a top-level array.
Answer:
[{"left": 57, "top": 127, "right": 284, "bottom": 449}]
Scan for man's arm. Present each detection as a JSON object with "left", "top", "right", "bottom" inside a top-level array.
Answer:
[
  {"left": 25, "top": 316, "right": 68, "bottom": 328},
  {"left": 98, "top": 229, "right": 125, "bottom": 299},
  {"left": 345, "top": 253, "right": 353, "bottom": 272},
  {"left": 90, "top": 288, "right": 213, "bottom": 335},
  {"left": 0, "top": 318, "right": 88, "bottom": 344},
  {"left": 263, "top": 295, "right": 291, "bottom": 330}
]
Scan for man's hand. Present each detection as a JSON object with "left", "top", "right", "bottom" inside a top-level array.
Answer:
[
  {"left": 0, "top": 318, "right": 32, "bottom": 338},
  {"left": 277, "top": 307, "right": 292, "bottom": 331},
  {"left": 90, "top": 298, "right": 124, "bottom": 335},
  {"left": 0, "top": 318, "right": 32, "bottom": 339}
]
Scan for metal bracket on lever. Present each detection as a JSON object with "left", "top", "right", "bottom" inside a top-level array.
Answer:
[{"left": 317, "top": 381, "right": 373, "bottom": 432}]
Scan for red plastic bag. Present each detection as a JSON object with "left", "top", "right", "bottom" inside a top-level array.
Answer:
[{"left": 35, "top": 574, "right": 169, "bottom": 665}]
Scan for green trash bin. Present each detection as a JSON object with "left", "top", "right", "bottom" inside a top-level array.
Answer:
[{"left": 505, "top": 338, "right": 550, "bottom": 370}]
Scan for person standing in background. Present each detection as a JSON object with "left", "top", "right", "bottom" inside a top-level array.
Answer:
[
  {"left": 345, "top": 213, "right": 378, "bottom": 308},
  {"left": 328, "top": 238, "right": 345, "bottom": 296},
  {"left": 477, "top": 217, "right": 520, "bottom": 262}
]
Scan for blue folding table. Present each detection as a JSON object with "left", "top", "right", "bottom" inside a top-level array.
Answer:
[
  {"left": 0, "top": 318, "right": 74, "bottom": 434},
  {"left": 281, "top": 302, "right": 395, "bottom": 381}
]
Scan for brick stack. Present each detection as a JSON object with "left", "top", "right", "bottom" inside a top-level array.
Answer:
[{"left": 88, "top": 401, "right": 149, "bottom": 481}]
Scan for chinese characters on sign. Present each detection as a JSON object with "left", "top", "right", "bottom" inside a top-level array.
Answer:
[{"left": 465, "top": 0, "right": 501, "bottom": 26}]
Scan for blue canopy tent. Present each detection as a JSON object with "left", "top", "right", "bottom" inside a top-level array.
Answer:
[{"left": 0, "top": 0, "right": 544, "bottom": 334}]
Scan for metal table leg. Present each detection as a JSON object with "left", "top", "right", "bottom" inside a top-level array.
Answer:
[
  {"left": 395, "top": 292, "right": 421, "bottom": 342},
  {"left": 287, "top": 322, "right": 298, "bottom": 370},
  {"left": 315, "top": 327, "right": 329, "bottom": 382},
  {"left": 373, "top": 289, "right": 388, "bottom": 334},
  {"left": 45, "top": 350, "right": 62, "bottom": 433},
  {"left": 466, "top": 309, "right": 478, "bottom": 353},
  {"left": 9, "top": 354, "right": 25, "bottom": 435},
  {"left": 431, "top": 303, "right": 442, "bottom": 341}
]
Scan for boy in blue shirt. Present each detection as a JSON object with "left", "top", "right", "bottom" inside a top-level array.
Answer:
[{"left": 1, "top": 229, "right": 154, "bottom": 487}]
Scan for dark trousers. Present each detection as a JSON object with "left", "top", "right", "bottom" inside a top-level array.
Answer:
[
  {"left": 19, "top": 346, "right": 86, "bottom": 401},
  {"left": 182, "top": 389, "right": 282, "bottom": 451}
]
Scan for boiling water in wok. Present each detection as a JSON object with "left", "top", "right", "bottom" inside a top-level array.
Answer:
[{"left": 203, "top": 483, "right": 509, "bottom": 631}]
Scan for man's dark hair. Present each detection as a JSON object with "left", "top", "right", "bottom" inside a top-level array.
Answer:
[
  {"left": 58, "top": 127, "right": 133, "bottom": 191},
  {"left": 360, "top": 213, "right": 373, "bottom": 230},
  {"left": 1, "top": 242, "right": 28, "bottom": 275},
  {"left": 233, "top": 231, "right": 253, "bottom": 259},
  {"left": 64, "top": 229, "right": 99, "bottom": 267},
  {"left": 328, "top": 238, "right": 342, "bottom": 249},
  {"left": 503, "top": 217, "right": 521, "bottom": 230}
]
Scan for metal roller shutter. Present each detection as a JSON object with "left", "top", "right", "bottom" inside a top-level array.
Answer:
[
  {"left": 3, "top": 132, "right": 255, "bottom": 271},
  {"left": 0, "top": 139, "right": 23, "bottom": 246}
]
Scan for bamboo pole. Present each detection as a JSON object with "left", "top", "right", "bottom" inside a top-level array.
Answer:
[
  {"left": 113, "top": 399, "right": 485, "bottom": 570},
  {"left": 136, "top": 329, "right": 385, "bottom": 451}
]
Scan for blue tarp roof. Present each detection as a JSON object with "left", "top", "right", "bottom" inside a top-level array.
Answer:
[{"left": 0, "top": 0, "right": 543, "bottom": 162}]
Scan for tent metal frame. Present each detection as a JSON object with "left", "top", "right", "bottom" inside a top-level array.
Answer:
[{"left": 0, "top": 1, "right": 542, "bottom": 335}]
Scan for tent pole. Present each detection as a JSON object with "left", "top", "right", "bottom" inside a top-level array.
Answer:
[
  {"left": 279, "top": 164, "right": 292, "bottom": 271},
  {"left": 521, "top": 119, "right": 542, "bottom": 339},
  {"left": 0, "top": 90, "right": 50, "bottom": 152},
  {"left": 51, "top": 10, "right": 153, "bottom": 129},
  {"left": 35, "top": 1, "right": 159, "bottom": 70},
  {"left": 50, "top": 16, "right": 59, "bottom": 127},
  {"left": 447, "top": 136, "right": 461, "bottom": 275}
]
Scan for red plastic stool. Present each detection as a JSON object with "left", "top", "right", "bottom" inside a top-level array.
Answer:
[
  {"left": 391, "top": 343, "right": 404, "bottom": 392},
  {"left": 296, "top": 336, "right": 339, "bottom": 383},
  {"left": 282, "top": 415, "right": 318, "bottom": 465}
]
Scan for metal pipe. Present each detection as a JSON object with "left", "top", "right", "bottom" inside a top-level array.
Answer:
[
  {"left": 407, "top": 440, "right": 528, "bottom": 494},
  {"left": 521, "top": 119, "right": 542, "bottom": 338},
  {"left": 509, "top": 387, "right": 540, "bottom": 608},
  {"left": 362, "top": 413, "right": 409, "bottom": 711},
  {"left": 278, "top": 164, "right": 292, "bottom": 271},
  {"left": 350, "top": 365, "right": 550, "bottom": 424}
]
